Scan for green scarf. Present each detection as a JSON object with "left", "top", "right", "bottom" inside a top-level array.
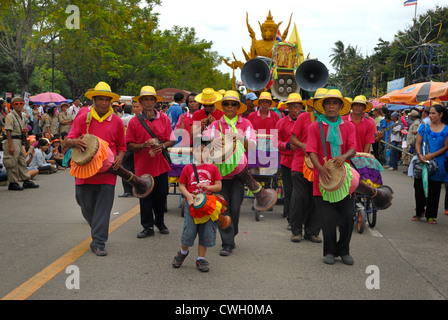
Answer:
[
  {"left": 317, "top": 115, "right": 343, "bottom": 158},
  {"left": 223, "top": 115, "right": 238, "bottom": 132}
]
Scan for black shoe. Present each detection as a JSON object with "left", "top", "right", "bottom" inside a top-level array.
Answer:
[
  {"left": 196, "top": 259, "right": 209, "bottom": 272},
  {"left": 219, "top": 245, "right": 233, "bottom": 256},
  {"left": 91, "top": 247, "right": 107, "bottom": 256},
  {"left": 23, "top": 180, "right": 39, "bottom": 189},
  {"left": 155, "top": 223, "right": 169, "bottom": 234},
  {"left": 8, "top": 183, "right": 24, "bottom": 191},
  {"left": 118, "top": 192, "right": 133, "bottom": 198},
  {"left": 323, "top": 254, "right": 336, "bottom": 265},
  {"left": 341, "top": 254, "right": 354, "bottom": 265},
  {"left": 172, "top": 251, "right": 188, "bottom": 268},
  {"left": 137, "top": 228, "right": 154, "bottom": 238}
]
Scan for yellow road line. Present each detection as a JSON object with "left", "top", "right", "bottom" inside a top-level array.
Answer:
[{"left": 1, "top": 205, "right": 140, "bottom": 300}]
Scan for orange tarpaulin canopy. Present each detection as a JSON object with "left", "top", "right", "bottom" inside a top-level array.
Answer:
[
  {"left": 378, "top": 90, "right": 400, "bottom": 103},
  {"left": 387, "top": 81, "right": 445, "bottom": 105}
]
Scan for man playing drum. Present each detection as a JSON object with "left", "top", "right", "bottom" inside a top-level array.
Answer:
[
  {"left": 65, "top": 81, "right": 126, "bottom": 256},
  {"left": 204, "top": 90, "right": 257, "bottom": 256},
  {"left": 126, "top": 86, "right": 176, "bottom": 238},
  {"left": 191, "top": 88, "right": 223, "bottom": 136},
  {"left": 289, "top": 88, "right": 327, "bottom": 243},
  {"left": 306, "top": 89, "right": 357, "bottom": 265}
]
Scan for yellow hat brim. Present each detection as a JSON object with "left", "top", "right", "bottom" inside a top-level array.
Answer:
[
  {"left": 351, "top": 101, "right": 373, "bottom": 113},
  {"left": 132, "top": 94, "right": 164, "bottom": 103},
  {"left": 253, "top": 99, "right": 276, "bottom": 108},
  {"left": 314, "top": 97, "right": 351, "bottom": 116},
  {"left": 195, "top": 92, "right": 223, "bottom": 105},
  {"left": 85, "top": 90, "right": 120, "bottom": 102},
  {"left": 215, "top": 98, "right": 247, "bottom": 115}
]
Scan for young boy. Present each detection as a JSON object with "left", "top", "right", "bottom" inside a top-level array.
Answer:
[{"left": 172, "top": 136, "right": 222, "bottom": 272}]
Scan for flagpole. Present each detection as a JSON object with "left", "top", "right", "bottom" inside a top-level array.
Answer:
[{"left": 414, "top": 1, "right": 417, "bottom": 20}]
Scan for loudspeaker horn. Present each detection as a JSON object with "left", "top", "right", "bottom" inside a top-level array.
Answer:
[
  {"left": 295, "top": 59, "right": 329, "bottom": 92},
  {"left": 241, "top": 57, "right": 272, "bottom": 91}
]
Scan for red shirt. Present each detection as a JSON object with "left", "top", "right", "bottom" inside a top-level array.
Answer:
[
  {"left": 291, "top": 112, "right": 316, "bottom": 172},
  {"left": 192, "top": 108, "right": 224, "bottom": 129},
  {"left": 305, "top": 119, "right": 357, "bottom": 196},
  {"left": 342, "top": 114, "right": 376, "bottom": 153},
  {"left": 247, "top": 110, "right": 280, "bottom": 135},
  {"left": 174, "top": 112, "right": 194, "bottom": 146},
  {"left": 126, "top": 111, "right": 175, "bottom": 177},
  {"left": 178, "top": 163, "right": 222, "bottom": 194},
  {"left": 68, "top": 107, "right": 126, "bottom": 185},
  {"left": 275, "top": 115, "right": 296, "bottom": 168}
]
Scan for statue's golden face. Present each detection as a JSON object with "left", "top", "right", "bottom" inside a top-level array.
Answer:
[{"left": 261, "top": 25, "right": 277, "bottom": 41}]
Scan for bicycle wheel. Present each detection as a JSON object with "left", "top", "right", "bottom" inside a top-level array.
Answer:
[
  {"left": 356, "top": 207, "right": 366, "bottom": 234},
  {"left": 365, "top": 198, "right": 377, "bottom": 228}
]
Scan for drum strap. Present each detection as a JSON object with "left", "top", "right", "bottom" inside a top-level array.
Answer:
[
  {"left": 318, "top": 121, "right": 327, "bottom": 160},
  {"left": 192, "top": 164, "right": 200, "bottom": 183}
]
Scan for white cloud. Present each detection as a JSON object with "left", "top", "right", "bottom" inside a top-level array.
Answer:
[{"left": 154, "top": 0, "right": 444, "bottom": 82}]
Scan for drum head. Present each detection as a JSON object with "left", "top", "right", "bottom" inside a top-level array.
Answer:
[
  {"left": 72, "top": 134, "right": 99, "bottom": 165},
  {"left": 304, "top": 155, "right": 314, "bottom": 169},
  {"left": 208, "top": 137, "right": 236, "bottom": 162},
  {"left": 319, "top": 161, "right": 346, "bottom": 191},
  {"left": 193, "top": 193, "right": 207, "bottom": 209}
]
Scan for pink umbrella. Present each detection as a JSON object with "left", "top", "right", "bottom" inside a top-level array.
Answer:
[
  {"left": 369, "top": 98, "right": 385, "bottom": 108},
  {"left": 30, "top": 92, "right": 68, "bottom": 105}
]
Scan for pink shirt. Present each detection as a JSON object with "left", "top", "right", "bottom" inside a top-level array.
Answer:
[
  {"left": 178, "top": 163, "right": 222, "bottom": 194},
  {"left": 126, "top": 111, "right": 175, "bottom": 177},
  {"left": 275, "top": 115, "right": 296, "bottom": 168},
  {"left": 174, "top": 112, "right": 194, "bottom": 146},
  {"left": 342, "top": 114, "right": 376, "bottom": 153},
  {"left": 305, "top": 119, "right": 357, "bottom": 196},
  {"left": 67, "top": 107, "right": 126, "bottom": 185},
  {"left": 205, "top": 116, "right": 257, "bottom": 178},
  {"left": 291, "top": 112, "right": 316, "bottom": 172},
  {"left": 247, "top": 110, "right": 280, "bottom": 135}
]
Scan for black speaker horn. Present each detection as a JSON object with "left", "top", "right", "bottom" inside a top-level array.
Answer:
[
  {"left": 241, "top": 57, "right": 272, "bottom": 91},
  {"left": 295, "top": 59, "right": 329, "bottom": 92}
]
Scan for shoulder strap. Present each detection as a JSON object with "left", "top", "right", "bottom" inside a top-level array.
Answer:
[
  {"left": 137, "top": 114, "right": 160, "bottom": 142},
  {"left": 192, "top": 164, "right": 200, "bottom": 183},
  {"left": 318, "top": 121, "right": 327, "bottom": 159}
]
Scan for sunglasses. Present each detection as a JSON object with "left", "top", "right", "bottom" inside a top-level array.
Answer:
[
  {"left": 13, "top": 102, "right": 25, "bottom": 107},
  {"left": 222, "top": 101, "right": 239, "bottom": 107}
]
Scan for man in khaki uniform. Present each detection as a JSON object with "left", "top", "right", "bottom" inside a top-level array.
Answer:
[
  {"left": 41, "top": 103, "right": 59, "bottom": 137},
  {"left": 2, "top": 97, "right": 39, "bottom": 191},
  {"left": 58, "top": 103, "right": 73, "bottom": 134}
]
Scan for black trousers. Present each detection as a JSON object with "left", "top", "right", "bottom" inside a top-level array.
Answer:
[
  {"left": 414, "top": 178, "right": 442, "bottom": 219},
  {"left": 290, "top": 171, "right": 320, "bottom": 236},
  {"left": 218, "top": 177, "right": 245, "bottom": 249},
  {"left": 281, "top": 165, "right": 292, "bottom": 220},
  {"left": 315, "top": 195, "right": 354, "bottom": 257},
  {"left": 121, "top": 150, "right": 135, "bottom": 194},
  {"left": 139, "top": 172, "right": 169, "bottom": 228}
]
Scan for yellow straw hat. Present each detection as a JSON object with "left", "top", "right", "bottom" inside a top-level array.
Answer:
[
  {"left": 351, "top": 95, "right": 373, "bottom": 113},
  {"left": 254, "top": 92, "right": 276, "bottom": 108},
  {"left": 132, "top": 86, "right": 163, "bottom": 102},
  {"left": 278, "top": 93, "right": 304, "bottom": 109},
  {"left": 215, "top": 90, "right": 247, "bottom": 115},
  {"left": 306, "top": 88, "right": 328, "bottom": 107},
  {"left": 195, "top": 88, "right": 223, "bottom": 105},
  {"left": 85, "top": 81, "right": 120, "bottom": 102},
  {"left": 344, "top": 97, "right": 353, "bottom": 103},
  {"left": 314, "top": 89, "right": 351, "bottom": 116}
]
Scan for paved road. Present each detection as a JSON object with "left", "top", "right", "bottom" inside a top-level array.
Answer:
[{"left": 1, "top": 166, "right": 447, "bottom": 302}]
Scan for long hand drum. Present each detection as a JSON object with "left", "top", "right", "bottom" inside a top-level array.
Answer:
[
  {"left": 71, "top": 134, "right": 154, "bottom": 198},
  {"left": 237, "top": 167, "right": 277, "bottom": 211},
  {"left": 191, "top": 193, "right": 231, "bottom": 229},
  {"left": 319, "top": 160, "right": 393, "bottom": 209}
]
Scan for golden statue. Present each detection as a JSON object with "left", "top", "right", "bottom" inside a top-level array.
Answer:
[
  {"left": 223, "top": 53, "right": 244, "bottom": 90},
  {"left": 244, "top": 11, "right": 292, "bottom": 60}
]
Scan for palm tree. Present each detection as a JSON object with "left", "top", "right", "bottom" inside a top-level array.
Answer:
[{"left": 330, "top": 40, "right": 346, "bottom": 71}]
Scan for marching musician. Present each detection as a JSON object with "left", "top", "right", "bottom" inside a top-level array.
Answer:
[
  {"left": 275, "top": 93, "right": 302, "bottom": 226},
  {"left": 126, "top": 86, "right": 176, "bottom": 238},
  {"left": 172, "top": 136, "right": 223, "bottom": 272},
  {"left": 65, "top": 81, "right": 126, "bottom": 256},
  {"left": 247, "top": 91, "right": 280, "bottom": 135},
  {"left": 191, "top": 88, "right": 223, "bottom": 136},
  {"left": 306, "top": 89, "right": 357, "bottom": 265},
  {"left": 342, "top": 95, "right": 376, "bottom": 153},
  {"left": 288, "top": 88, "right": 327, "bottom": 242},
  {"left": 204, "top": 90, "right": 257, "bottom": 256}
]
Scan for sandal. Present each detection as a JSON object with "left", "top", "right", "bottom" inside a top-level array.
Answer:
[
  {"left": 427, "top": 218, "right": 437, "bottom": 224},
  {"left": 411, "top": 216, "right": 421, "bottom": 221},
  {"left": 445, "top": 210, "right": 448, "bottom": 216}
]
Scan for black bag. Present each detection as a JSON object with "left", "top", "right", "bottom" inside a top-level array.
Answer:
[
  {"left": 412, "top": 124, "right": 439, "bottom": 179},
  {"left": 137, "top": 114, "right": 172, "bottom": 165}
]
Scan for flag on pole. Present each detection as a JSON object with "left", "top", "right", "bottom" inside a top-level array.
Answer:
[
  {"left": 403, "top": 0, "right": 417, "bottom": 6},
  {"left": 275, "top": 29, "right": 282, "bottom": 43},
  {"left": 288, "top": 23, "right": 305, "bottom": 65}
]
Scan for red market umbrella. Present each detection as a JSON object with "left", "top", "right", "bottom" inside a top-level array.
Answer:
[
  {"left": 30, "top": 92, "right": 68, "bottom": 105},
  {"left": 429, "top": 82, "right": 448, "bottom": 101},
  {"left": 388, "top": 81, "right": 445, "bottom": 105}
]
